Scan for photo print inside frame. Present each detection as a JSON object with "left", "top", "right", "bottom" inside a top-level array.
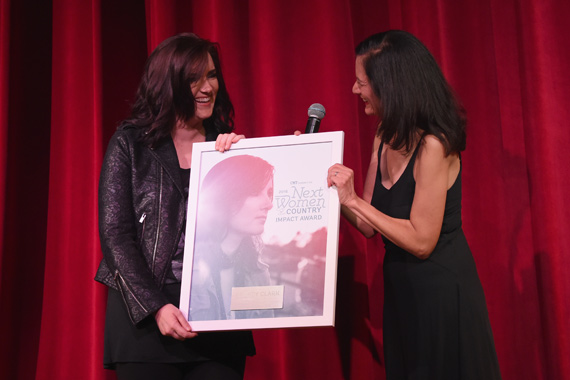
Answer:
[{"left": 179, "top": 131, "right": 344, "bottom": 331}]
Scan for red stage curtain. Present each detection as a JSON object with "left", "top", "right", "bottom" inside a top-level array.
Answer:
[
  {"left": 0, "top": 0, "right": 8, "bottom": 278},
  {"left": 0, "top": 0, "right": 568, "bottom": 379}
]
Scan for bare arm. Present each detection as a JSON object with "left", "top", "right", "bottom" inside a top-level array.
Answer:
[
  {"left": 337, "top": 137, "right": 380, "bottom": 238},
  {"left": 329, "top": 135, "right": 454, "bottom": 259}
]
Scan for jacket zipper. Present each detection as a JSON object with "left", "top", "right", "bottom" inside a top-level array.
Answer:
[
  {"left": 151, "top": 167, "right": 163, "bottom": 275},
  {"left": 114, "top": 270, "right": 148, "bottom": 323},
  {"left": 139, "top": 213, "right": 146, "bottom": 246}
]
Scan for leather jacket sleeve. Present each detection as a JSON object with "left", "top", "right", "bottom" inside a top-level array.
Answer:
[{"left": 97, "top": 130, "right": 170, "bottom": 325}]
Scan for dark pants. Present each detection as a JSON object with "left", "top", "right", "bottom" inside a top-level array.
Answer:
[{"left": 115, "top": 355, "right": 246, "bottom": 380}]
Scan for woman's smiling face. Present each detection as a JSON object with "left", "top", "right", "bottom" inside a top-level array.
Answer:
[
  {"left": 190, "top": 53, "right": 219, "bottom": 122},
  {"left": 352, "top": 55, "right": 381, "bottom": 117}
]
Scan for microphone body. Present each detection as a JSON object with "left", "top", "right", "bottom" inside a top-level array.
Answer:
[
  {"left": 305, "top": 103, "right": 326, "bottom": 133},
  {"left": 305, "top": 117, "right": 321, "bottom": 134}
]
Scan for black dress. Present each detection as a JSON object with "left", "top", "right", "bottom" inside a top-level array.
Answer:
[{"left": 370, "top": 142, "right": 501, "bottom": 379}]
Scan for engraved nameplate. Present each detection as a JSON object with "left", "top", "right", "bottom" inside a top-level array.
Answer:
[{"left": 230, "top": 285, "right": 285, "bottom": 311}]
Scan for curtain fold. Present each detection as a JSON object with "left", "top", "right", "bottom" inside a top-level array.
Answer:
[
  {"left": 0, "top": 0, "right": 8, "bottom": 279},
  {"left": 145, "top": 0, "right": 178, "bottom": 52},
  {"left": 517, "top": 1, "right": 570, "bottom": 377},
  {"left": 0, "top": 0, "right": 568, "bottom": 379},
  {"left": 1, "top": 1, "right": 52, "bottom": 379},
  {"left": 34, "top": 1, "right": 108, "bottom": 379}
]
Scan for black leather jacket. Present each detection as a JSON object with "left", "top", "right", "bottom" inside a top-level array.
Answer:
[{"left": 95, "top": 126, "right": 215, "bottom": 325}]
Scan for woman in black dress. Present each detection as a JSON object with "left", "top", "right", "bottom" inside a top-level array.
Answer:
[
  {"left": 328, "top": 30, "right": 502, "bottom": 379},
  {"left": 95, "top": 33, "right": 252, "bottom": 380}
]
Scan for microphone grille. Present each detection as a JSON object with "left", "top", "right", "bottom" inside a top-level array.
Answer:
[{"left": 308, "top": 103, "right": 326, "bottom": 119}]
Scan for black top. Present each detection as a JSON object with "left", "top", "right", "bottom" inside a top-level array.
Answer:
[{"left": 165, "top": 167, "right": 191, "bottom": 284}]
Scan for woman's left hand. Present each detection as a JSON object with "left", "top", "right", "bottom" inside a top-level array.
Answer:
[
  {"left": 215, "top": 132, "right": 245, "bottom": 152},
  {"left": 154, "top": 304, "right": 198, "bottom": 341},
  {"left": 328, "top": 163, "right": 357, "bottom": 206}
]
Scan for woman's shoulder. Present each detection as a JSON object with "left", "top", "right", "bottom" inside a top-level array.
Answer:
[
  {"left": 417, "top": 134, "right": 459, "bottom": 168},
  {"left": 373, "top": 134, "right": 382, "bottom": 147},
  {"left": 419, "top": 134, "right": 449, "bottom": 155},
  {"left": 106, "top": 125, "right": 147, "bottom": 149},
  {"left": 369, "top": 134, "right": 382, "bottom": 158},
  {"left": 114, "top": 124, "right": 144, "bottom": 139}
]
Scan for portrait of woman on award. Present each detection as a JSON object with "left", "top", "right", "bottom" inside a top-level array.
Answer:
[{"left": 188, "top": 154, "right": 275, "bottom": 321}]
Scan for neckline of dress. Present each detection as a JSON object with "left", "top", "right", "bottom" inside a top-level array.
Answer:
[{"left": 378, "top": 141, "right": 421, "bottom": 191}]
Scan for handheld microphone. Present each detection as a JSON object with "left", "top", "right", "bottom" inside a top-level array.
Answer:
[{"left": 305, "top": 103, "right": 326, "bottom": 133}]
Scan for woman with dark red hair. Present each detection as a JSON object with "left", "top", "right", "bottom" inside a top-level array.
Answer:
[{"left": 95, "top": 33, "right": 251, "bottom": 380}]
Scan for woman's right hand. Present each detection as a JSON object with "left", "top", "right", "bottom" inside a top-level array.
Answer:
[
  {"left": 214, "top": 132, "right": 245, "bottom": 152},
  {"left": 327, "top": 163, "right": 358, "bottom": 206},
  {"left": 154, "top": 304, "right": 198, "bottom": 341}
]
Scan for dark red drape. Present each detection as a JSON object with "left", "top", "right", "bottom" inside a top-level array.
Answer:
[{"left": 1, "top": 0, "right": 569, "bottom": 379}]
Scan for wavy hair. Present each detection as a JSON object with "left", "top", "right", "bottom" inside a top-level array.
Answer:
[
  {"left": 356, "top": 30, "right": 466, "bottom": 155},
  {"left": 121, "top": 33, "right": 234, "bottom": 147}
]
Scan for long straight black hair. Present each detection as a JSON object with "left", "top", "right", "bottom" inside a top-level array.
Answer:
[
  {"left": 122, "top": 33, "right": 234, "bottom": 147},
  {"left": 356, "top": 30, "right": 466, "bottom": 155}
]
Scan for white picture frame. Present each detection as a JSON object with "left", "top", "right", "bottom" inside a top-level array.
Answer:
[{"left": 179, "top": 131, "right": 344, "bottom": 331}]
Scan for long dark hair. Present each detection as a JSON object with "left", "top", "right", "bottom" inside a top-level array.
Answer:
[
  {"left": 356, "top": 30, "right": 466, "bottom": 155},
  {"left": 122, "top": 33, "right": 234, "bottom": 147}
]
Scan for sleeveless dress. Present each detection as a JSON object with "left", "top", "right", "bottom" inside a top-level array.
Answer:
[{"left": 370, "top": 142, "right": 502, "bottom": 379}]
